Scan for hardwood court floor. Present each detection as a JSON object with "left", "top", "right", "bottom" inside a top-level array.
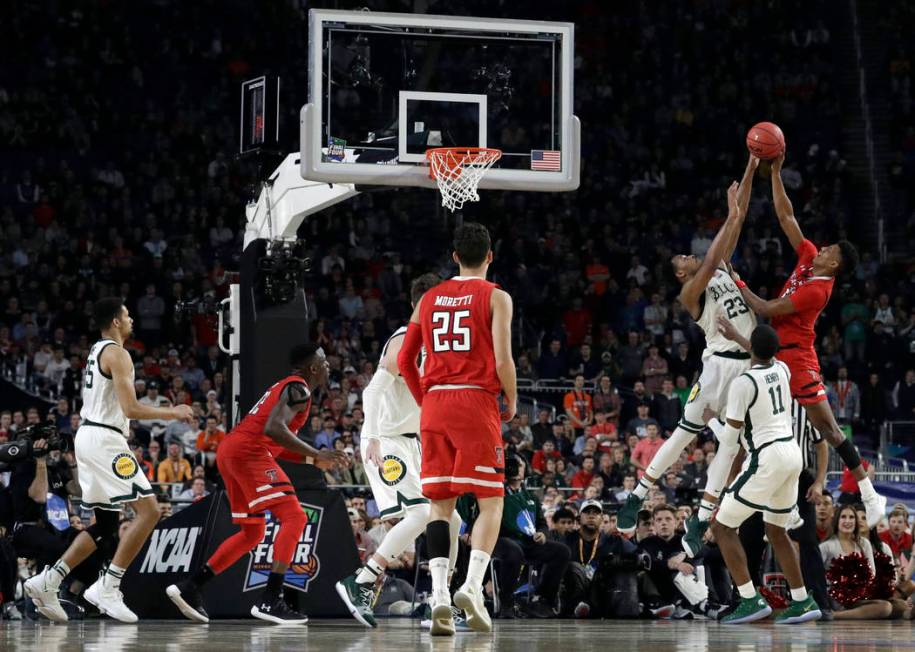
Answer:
[{"left": 5, "top": 618, "right": 915, "bottom": 651}]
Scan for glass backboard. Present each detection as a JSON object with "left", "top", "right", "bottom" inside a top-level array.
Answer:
[{"left": 300, "top": 9, "right": 579, "bottom": 192}]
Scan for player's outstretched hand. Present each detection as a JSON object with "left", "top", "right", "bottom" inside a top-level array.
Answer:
[
  {"left": 500, "top": 399, "right": 517, "bottom": 423},
  {"left": 173, "top": 404, "right": 195, "bottom": 425},
  {"left": 318, "top": 448, "right": 349, "bottom": 469},
  {"left": 747, "top": 153, "right": 760, "bottom": 170},
  {"left": 772, "top": 150, "right": 785, "bottom": 174},
  {"left": 717, "top": 316, "right": 740, "bottom": 342},
  {"left": 363, "top": 438, "right": 383, "bottom": 467}
]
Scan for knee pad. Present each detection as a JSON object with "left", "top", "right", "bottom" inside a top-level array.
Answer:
[{"left": 240, "top": 519, "right": 267, "bottom": 547}]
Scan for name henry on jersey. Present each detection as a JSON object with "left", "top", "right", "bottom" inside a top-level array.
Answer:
[{"left": 433, "top": 295, "right": 474, "bottom": 307}]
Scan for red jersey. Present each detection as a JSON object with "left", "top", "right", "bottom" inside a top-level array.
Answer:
[
  {"left": 771, "top": 239, "right": 835, "bottom": 351},
  {"left": 418, "top": 276, "right": 501, "bottom": 394},
  {"left": 230, "top": 375, "right": 311, "bottom": 450}
]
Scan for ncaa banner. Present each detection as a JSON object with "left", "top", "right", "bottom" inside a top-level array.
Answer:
[{"left": 123, "top": 487, "right": 359, "bottom": 618}]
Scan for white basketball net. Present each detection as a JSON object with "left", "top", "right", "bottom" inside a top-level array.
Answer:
[{"left": 426, "top": 148, "right": 502, "bottom": 212}]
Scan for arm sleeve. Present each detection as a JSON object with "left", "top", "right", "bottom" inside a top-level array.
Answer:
[
  {"left": 396, "top": 322, "right": 424, "bottom": 406},
  {"left": 787, "top": 282, "right": 829, "bottom": 314},
  {"left": 361, "top": 367, "right": 397, "bottom": 440},
  {"left": 725, "top": 376, "right": 753, "bottom": 423}
]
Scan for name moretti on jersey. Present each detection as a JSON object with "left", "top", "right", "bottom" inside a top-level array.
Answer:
[{"left": 433, "top": 295, "right": 474, "bottom": 307}]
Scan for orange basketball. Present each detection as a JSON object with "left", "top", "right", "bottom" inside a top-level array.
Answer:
[{"left": 746, "top": 122, "right": 785, "bottom": 160}]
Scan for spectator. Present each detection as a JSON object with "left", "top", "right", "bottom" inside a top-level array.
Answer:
[
  {"left": 530, "top": 409, "right": 555, "bottom": 449},
  {"left": 642, "top": 346, "right": 669, "bottom": 394},
  {"left": 630, "top": 424, "right": 664, "bottom": 479},
  {"left": 563, "top": 375, "right": 594, "bottom": 437},
  {"left": 157, "top": 442, "right": 193, "bottom": 488},
  {"left": 879, "top": 509, "right": 913, "bottom": 561},
  {"left": 652, "top": 378, "right": 682, "bottom": 435},
  {"left": 195, "top": 415, "right": 226, "bottom": 469},
  {"left": 314, "top": 417, "right": 340, "bottom": 449},
  {"left": 531, "top": 440, "right": 562, "bottom": 474},
  {"left": 615, "top": 475, "right": 637, "bottom": 503},
  {"left": 625, "top": 401, "right": 660, "bottom": 439},
  {"left": 892, "top": 369, "right": 915, "bottom": 419},
  {"left": 591, "top": 376, "right": 621, "bottom": 426},
  {"left": 136, "top": 284, "right": 166, "bottom": 346},
  {"left": 176, "top": 477, "right": 210, "bottom": 511},
  {"left": 827, "top": 367, "right": 860, "bottom": 425},
  {"left": 815, "top": 493, "right": 835, "bottom": 542},
  {"left": 538, "top": 339, "right": 568, "bottom": 379},
  {"left": 570, "top": 455, "right": 596, "bottom": 493}
]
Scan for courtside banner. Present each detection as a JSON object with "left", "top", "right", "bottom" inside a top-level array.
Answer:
[{"left": 123, "top": 487, "right": 359, "bottom": 618}]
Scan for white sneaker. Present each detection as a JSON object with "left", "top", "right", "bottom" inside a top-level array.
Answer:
[
  {"left": 863, "top": 492, "right": 887, "bottom": 529},
  {"left": 453, "top": 585, "right": 491, "bottom": 633},
  {"left": 24, "top": 568, "right": 68, "bottom": 622},
  {"left": 428, "top": 602, "right": 455, "bottom": 637},
  {"left": 84, "top": 577, "right": 138, "bottom": 623}
]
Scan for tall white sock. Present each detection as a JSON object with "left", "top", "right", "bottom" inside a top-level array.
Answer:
[
  {"left": 47, "top": 560, "right": 70, "bottom": 589},
  {"left": 104, "top": 563, "right": 126, "bottom": 590},
  {"left": 644, "top": 426, "right": 699, "bottom": 487},
  {"left": 632, "top": 477, "right": 652, "bottom": 500},
  {"left": 737, "top": 581, "right": 756, "bottom": 599},
  {"left": 429, "top": 557, "right": 450, "bottom": 604},
  {"left": 858, "top": 477, "right": 877, "bottom": 501},
  {"left": 464, "top": 549, "right": 491, "bottom": 594}
]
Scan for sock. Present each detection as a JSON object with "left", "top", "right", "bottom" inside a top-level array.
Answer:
[
  {"left": 429, "top": 557, "right": 450, "bottom": 604},
  {"left": 464, "top": 549, "right": 491, "bottom": 594},
  {"left": 104, "top": 563, "right": 126, "bottom": 590},
  {"left": 857, "top": 477, "right": 877, "bottom": 501},
  {"left": 790, "top": 586, "right": 808, "bottom": 602},
  {"left": 633, "top": 477, "right": 652, "bottom": 500},
  {"left": 698, "top": 499, "right": 717, "bottom": 522},
  {"left": 356, "top": 558, "right": 385, "bottom": 585},
  {"left": 190, "top": 564, "right": 215, "bottom": 589},
  {"left": 264, "top": 571, "right": 285, "bottom": 601},
  {"left": 47, "top": 560, "right": 70, "bottom": 589},
  {"left": 737, "top": 581, "right": 756, "bottom": 599}
]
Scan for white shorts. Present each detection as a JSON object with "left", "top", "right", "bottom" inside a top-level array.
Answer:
[
  {"left": 679, "top": 353, "right": 751, "bottom": 435},
  {"left": 716, "top": 440, "right": 802, "bottom": 528},
  {"left": 362, "top": 435, "right": 428, "bottom": 520},
  {"left": 75, "top": 425, "right": 153, "bottom": 511}
]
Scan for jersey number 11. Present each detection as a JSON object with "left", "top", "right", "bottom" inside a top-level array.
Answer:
[{"left": 768, "top": 385, "right": 786, "bottom": 415}]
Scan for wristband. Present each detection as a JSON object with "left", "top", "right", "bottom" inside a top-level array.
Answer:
[{"left": 735, "top": 279, "right": 747, "bottom": 289}]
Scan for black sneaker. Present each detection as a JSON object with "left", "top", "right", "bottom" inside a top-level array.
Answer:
[
  {"left": 167, "top": 581, "right": 210, "bottom": 623},
  {"left": 251, "top": 595, "right": 309, "bottom": 625},
  {"left": 522, "top": 598, "right": 556, "bottom": 619}
]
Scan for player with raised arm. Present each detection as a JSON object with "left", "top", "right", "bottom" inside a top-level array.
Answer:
[
  {"left": 166, "top": 344, "right": 347, "bottom": 625},
  {"left": 397, "top": 222, "right": 516, "bottom": 636},
  {"left": 725, "top": 151, "right": 886, "bottom": 527},
  {"left": 335, "top": 273, "right": 463, "bottom": 629},
  {"left": 711, "top": 325, "right": 822, "bottom": 625},
  {"left": 25, "top": 298, "right": 196, "bottom": 623},
  {"left": 618, "top": 156, "right": 759, "bottom": 557}
]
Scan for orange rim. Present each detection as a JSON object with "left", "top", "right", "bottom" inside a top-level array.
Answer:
[{"left": 426, "top": 147, "right": 502, "bottom": 179}]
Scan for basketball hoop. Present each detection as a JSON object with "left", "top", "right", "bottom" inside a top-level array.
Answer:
[{"left": 426, "top": 147, "right": 502, "bottom": 212}]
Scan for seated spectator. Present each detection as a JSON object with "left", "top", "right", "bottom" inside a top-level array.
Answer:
[
  {"left": 157, "top": 442, "right": 193, "bottom": 492},
  {"left": 631, "top": 424, "right": 664, "bottom": 479},
  {"left": 570, "top": 455, "right": 596, "bottom": 494},
  {"left": 349, "top": 507, "right": 377, "bottom": 564},
  {"left": 592, "top": 376, "right": 622, "bottom": 426},
  {"left": 132, "top": 443, "right": 154, "bottom": 480},
  {"left": 530, "top": 409, "right": 555, "bottom": 449},
  {"left": 314, "top": 417, "right": 340, "bottom": 450},
  {"left": 531, "top": 439, "right": 562, "bottom": 474},
  {"left": 195, "top": 415, "right": 226, "bottom": 468},
  {"left": 175, "top": 477, "right": 209, "bottom": 511},
  {"left": 652, "top": 379, "right": 682, "bottom": 435},
  {"left": 880, "top": 509, "right": 913, "bottom": 561},
  {"left": 549, "top": 507, "right": 577, "bottom": 541},
  {"left": 625, "top": 401, "right": 660, "bottom": 439},
  {"left": 615, "top": 475, "right": 637, "bottom": 503}
]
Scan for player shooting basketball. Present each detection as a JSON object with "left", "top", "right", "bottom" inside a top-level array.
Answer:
[{"left": 719, "top": 150, "right": 886, "bottom": 528}]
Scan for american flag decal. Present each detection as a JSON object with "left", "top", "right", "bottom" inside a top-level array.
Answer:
[{"left": 530, "top": 150, "right": 561, "bottom": 171}]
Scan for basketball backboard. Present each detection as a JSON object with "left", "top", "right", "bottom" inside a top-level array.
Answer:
[{"left": 300, "top": 9, "right": 579, "bottom": 193}]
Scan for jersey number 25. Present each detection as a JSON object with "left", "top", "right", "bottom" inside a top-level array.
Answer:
[{"left": 431, "top": 310, "right": 471, "bottom": 353}]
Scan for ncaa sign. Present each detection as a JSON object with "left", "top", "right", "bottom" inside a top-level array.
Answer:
[
  {"left": 244, "top": 502, "right": 323, "bottom": 593},
  {"left": 139, "top": 527, "right": 202, "bottom": 574}
]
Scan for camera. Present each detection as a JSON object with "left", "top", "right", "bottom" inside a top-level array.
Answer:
[{"left": 0, "top": 423, "right": 68, "bottom": 465}]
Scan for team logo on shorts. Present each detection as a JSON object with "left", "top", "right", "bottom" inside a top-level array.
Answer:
[
  {"left": 111, "top": 453, "right": 139, "bottom": 480},
  {"left": 687, "top": 382, "right": 701, "bottom": 404},
  {"left": 265, "top": 468, "right": 279, "bottom": 482},
  {"left": 380, "top": 455, "right": 406, "bottom": 486},
  {"left": 495, "top": 447, "right": 504, "bottom": 465}
]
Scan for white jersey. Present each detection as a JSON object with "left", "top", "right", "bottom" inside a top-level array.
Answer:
[
  {"left": 79, "top": 339, "right": 130, "bottom": 438},
  {"left": 695, "top": 268, "right": 757, "bottom": 358},
  {"left": 725, "top": 360, "right": 794, "bottom": 452},
  {"left": 369, "top": 326, "right": 422, "bottom": 437}
]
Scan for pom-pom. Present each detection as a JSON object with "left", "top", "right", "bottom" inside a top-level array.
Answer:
[
  {"left": 827, "top": 552, "right": 874, "bottom": 608},
  {"left": 759, "top": 585, "right": 789, "bottom": 610},
  {"left": 869, "top": 551, "right": 896, "bottom": 600}
]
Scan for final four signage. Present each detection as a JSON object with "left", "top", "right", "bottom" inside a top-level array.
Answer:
[{"left": 244, "top": 502, "right": 324, "bottom": 593}]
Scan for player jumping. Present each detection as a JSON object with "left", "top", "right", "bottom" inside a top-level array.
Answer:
[
  {"left": 723, "top": 151, "right": 886, "bottom": 527},
  {"left": 398, "top": 222, "right": 516, "bottom": 636},
  {"left": 712, "top": 324, "right": 822, "bottom": 624},
  {"left": 25, "top": 298, "right": 195, "bottom": 623},
  {"left": 618, "top": 156, "right": 759, "bottom": 557},
  {"left": 335, "top": 273, "right": 463, "bottom": 629},
  {"left": 166, "top": 344, "right": 346, "bottom": 625}
]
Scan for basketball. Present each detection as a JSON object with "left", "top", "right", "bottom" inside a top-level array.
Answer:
[{"left": 746, "top": 122, "right": 786, "bottom": 160}]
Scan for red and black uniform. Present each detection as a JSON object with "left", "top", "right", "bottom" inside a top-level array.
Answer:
[
  {"left": 217, "top": 375, "right": 311, "bottom": 524},
  {"left": 399, "top": 276, "right": 505, "bottom": 500},
  {"left": 772, "top": 239, "right": 834, "bottom": 405}
]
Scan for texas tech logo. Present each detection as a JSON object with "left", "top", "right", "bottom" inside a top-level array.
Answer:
[
  {"left": 244, "top": 502, "right": 323, "bottom": 593},
  {"left": 139, "top": 527, "right": 202, "bottom": 573}
]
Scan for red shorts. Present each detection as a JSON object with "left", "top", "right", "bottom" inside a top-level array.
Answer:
[
  {"left": 420, "top": 389, "right": 504, "bottom": 500},
  {"left": 777, "top": 346, "right": 827, "bottom": 406},
  {"left": 217, "top": 434, "right": 296, "bottom": 524}
]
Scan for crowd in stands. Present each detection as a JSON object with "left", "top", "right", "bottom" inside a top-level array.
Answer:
[{"left": 1, "top": 0, "right": 915, "bottom": 621}]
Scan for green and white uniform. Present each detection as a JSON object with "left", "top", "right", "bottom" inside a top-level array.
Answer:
[
  {"left": 680, "top": 269, "right": 756, "bottom": 435},
  {"left": 361, "top": 327, "right": 429, "bottom": 519},
  {"left": 717, "top": 359, "right": 802, "bottom": 528},
  {"left": 75, "top": 339, "right": 153, "bottom": 510}
]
